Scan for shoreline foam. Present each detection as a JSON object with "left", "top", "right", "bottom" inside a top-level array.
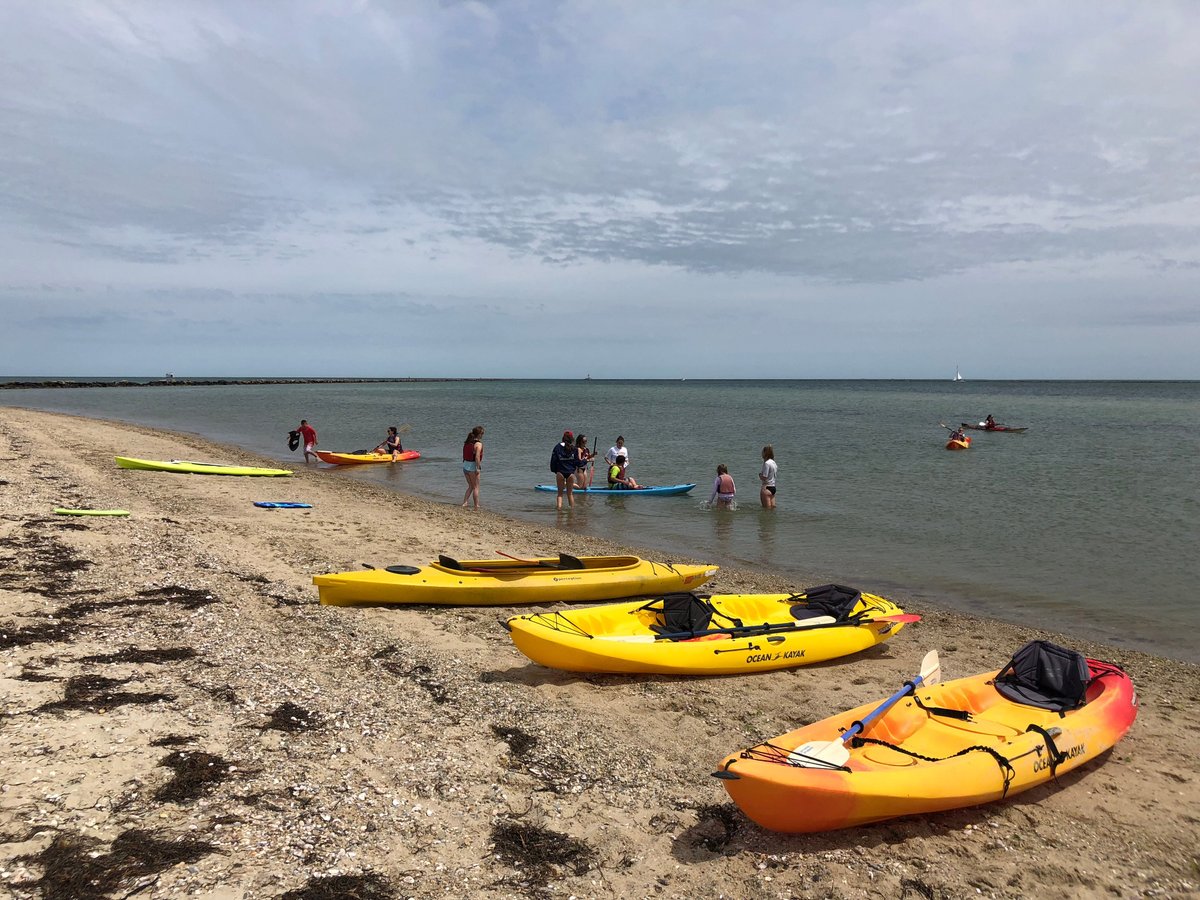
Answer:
[{"left": 1, "top": 407, "right": 1196, "bottom": 898}]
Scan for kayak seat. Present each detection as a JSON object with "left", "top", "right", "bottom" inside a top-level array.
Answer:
[
  {"left": 557, "top": 553, "right": 586, "bottom": 570},
  {"left": 438, "top": 554, "right": 466, "bottom": 571},
  {"left": 647, "top": 593, "right": 715, "bottom": 636},
  {"left": 993, "top": 640, "right": 1090, "bottom": 713},
  {"left": 789, "top": 584, "right": 862, "bottom": 622}
]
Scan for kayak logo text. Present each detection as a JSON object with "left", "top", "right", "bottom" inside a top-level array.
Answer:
[
  {"left": 746, "top": 650, "right": 807, "bottom": 664},
  {"left": 1033, "top": 741, "right": 1086, "bottom": 773}
]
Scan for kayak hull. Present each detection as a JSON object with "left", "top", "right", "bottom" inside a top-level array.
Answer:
[
  {"left": 316, "top": 450, "right": 421, "bottom": 465},
  {"left": 507, "top": 590, "right": 910, "bottom": 675},
  {"left": 533, "top": 483, "right": 695, "bottom": 496},
  {"left": 54, "top": 508, "right": 130, "bottom": 516},
  {"left": 961, "top": 423, "right": 1027, "bottom": 433},
  {"left": 717, "top": 658, "right": 1136, "bottom": 833},
  {"left": 314, "top": 555, "right": 718, "bottom": 606},
  {"left": 115, "top": 456, "right": 292, "bottom": 476},
  {"left": 945, "top": 438, "right": 971, "bottom": 451}
]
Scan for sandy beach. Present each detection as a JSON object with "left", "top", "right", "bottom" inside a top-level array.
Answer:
[{"left": 1, "top": 406, "right": 1197, "bottom": 899}]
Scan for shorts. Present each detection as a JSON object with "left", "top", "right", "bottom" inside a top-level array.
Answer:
[
  {"left": 304, "top": 442, "right": 316, "bottom": 453},
  {"left": 463, "top": 461, "right": 478, "bottom": 473},
  {"left": 765, "top": 485, "right": 776, "bottom": 496}
]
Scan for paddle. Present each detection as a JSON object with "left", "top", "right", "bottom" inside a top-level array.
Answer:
[
  {"left": 357, "top": 424, "right": 414, "bottom": 455},
  {"left": 788, "top": 650, "right": 942, "bottom": 768},
  {"left": 605, "top": 613, "right": 920, "bottom": 643}
]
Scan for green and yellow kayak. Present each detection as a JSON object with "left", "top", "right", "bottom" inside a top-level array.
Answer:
[
  {"left": 54, "top": 508, "right": 131, "bottom": 516},
  {"left": 315, "top": 553, "right": 718, "bottom": 607},
  {"left": 115, "top": 456, "right": 292, "bottom": 477}
]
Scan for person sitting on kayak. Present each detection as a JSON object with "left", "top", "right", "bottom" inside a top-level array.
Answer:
[
  {"left": 709, "top": 464, "right": 736, "bottom": 508},
  {"left": 949, "top": 426, "right": 967, "bottom": 443},
  {"left": 374, "top": 426, "right": 404, "bottom": 459},
  {"left": 608, "top": 454, "right": 641, "bottom": 490},
  {"left": 985, "top": 414, "right": 996, "bottom": 430}
]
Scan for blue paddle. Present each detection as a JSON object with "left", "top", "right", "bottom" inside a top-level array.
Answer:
[{"left": 789, "top": 650, "right": 941, "bottom": 768}]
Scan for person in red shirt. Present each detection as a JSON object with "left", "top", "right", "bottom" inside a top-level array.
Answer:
[{"left": 297, "top": 419, "right": 318, "bottom": 463}]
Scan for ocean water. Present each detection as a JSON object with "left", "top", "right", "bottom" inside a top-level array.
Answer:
[{"left": 5, "top": 379, "right": 1198, "bottom": 662}]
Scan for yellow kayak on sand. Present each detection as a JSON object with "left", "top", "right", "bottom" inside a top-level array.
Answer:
[
  {"left": 506, "top": 584, "right": 914, "bottom": 675},
  {"left": 314, "top": 553, "right": 717, "bottom": 607},
  {"left": 115, "top": 456, "right": 293, "bottom": 477}
]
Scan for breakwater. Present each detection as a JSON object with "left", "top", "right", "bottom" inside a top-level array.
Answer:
[{"left": 0, "top": 377, "right": 502, "bottom": 389}]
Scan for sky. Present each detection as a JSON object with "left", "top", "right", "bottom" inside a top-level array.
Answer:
[{"left": 2, "top": 1, "right": 1199, "bottom": 379}]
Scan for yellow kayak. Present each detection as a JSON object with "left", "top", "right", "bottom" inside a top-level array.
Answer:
[
  {"left": 314, "top": 553, "right": 717, "bottom": 606},
  {"left": 115, "top": 456, "right": 292, "bottom": 477},
  {"left": 506, "top": 584, "right": 915, "bottom": 674},
  {"left": 715, "top": 642, "right": 1137, "bottom": 832}
]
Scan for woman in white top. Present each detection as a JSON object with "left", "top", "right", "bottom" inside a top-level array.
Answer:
[{"left": 759, "top": 445, "right": 777, "bottom": 509}]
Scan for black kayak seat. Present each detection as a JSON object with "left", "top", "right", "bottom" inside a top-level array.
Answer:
[
  {"left": 789, "top": 583, "right": 862, "bottom": 621},
  {"left": 647, "top": 593, "right": 715, "bottom": 635},
  {"left": 557, "top": 553, "right": 585, "bottom": 570},
  {"left": 438, "top": 554, "right": 466, "bottom": 571},
  {"left": 994, "top": 640, "right": 1090, "bottom": 712}
]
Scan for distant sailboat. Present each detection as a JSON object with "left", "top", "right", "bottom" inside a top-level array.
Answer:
[{"left": 953, "top": 364, "right": 963, "bottom": 383}]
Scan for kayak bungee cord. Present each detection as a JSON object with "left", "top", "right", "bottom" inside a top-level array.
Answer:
[{"left": 849, "top": 736, "right": 1018, "bottom": 797}]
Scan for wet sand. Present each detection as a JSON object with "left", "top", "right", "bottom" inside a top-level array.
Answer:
[{"left": 1, "top": 407, "right": 1197, "bottom": 899}]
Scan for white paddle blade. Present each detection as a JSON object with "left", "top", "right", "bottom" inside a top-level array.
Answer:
[
  {"left": 788, "top": 739, "right": 850, "bottom": 768},
  {"left": 919, "top": 650, "right": 941, "bottom": 687}
]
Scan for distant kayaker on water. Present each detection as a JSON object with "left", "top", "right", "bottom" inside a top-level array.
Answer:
[
  {"left": 710, "top": 464, "right": 736, "bottom": 508},
  {"left": 985, "top": 414, "right": 996, "bottom": 429},
  {"left": 949, "top": 426, "right": 967, "bottom": 443}
]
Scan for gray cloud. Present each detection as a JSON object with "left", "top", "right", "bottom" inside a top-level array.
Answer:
[{"left": 1, "top": 1, "right": 1198, "bottom": 376}]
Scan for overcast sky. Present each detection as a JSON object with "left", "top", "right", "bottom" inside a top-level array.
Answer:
[{"left": 2, "top": 1, "right": 1198, "bottom": 378}]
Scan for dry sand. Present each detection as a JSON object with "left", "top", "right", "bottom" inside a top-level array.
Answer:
[{"left": 0, "top": 406, "right": 1197, "bottom": 899}]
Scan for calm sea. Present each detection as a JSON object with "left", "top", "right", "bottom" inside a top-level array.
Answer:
[{"left": 5, "top": 379, "right": 1198, "bottom": 662}]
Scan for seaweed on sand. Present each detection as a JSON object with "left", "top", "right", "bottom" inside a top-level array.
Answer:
[{"left": 16, "top": 828, "right": 216, "bottom": 900}]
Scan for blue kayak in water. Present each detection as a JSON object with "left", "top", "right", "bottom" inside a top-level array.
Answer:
[{"left": 533, "top": 483, "right": 695, "bottom": 496}]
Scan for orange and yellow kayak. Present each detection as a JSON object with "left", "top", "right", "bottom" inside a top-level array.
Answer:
[
  {"left": 945, "top": 437, "right": 971, "bottom": 450},
  {"left": 715, "top": 644, "right": 1136, "bottom": 833},
  {"left": 316, "top": 450, "right": 420, "bottom": 465}
]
